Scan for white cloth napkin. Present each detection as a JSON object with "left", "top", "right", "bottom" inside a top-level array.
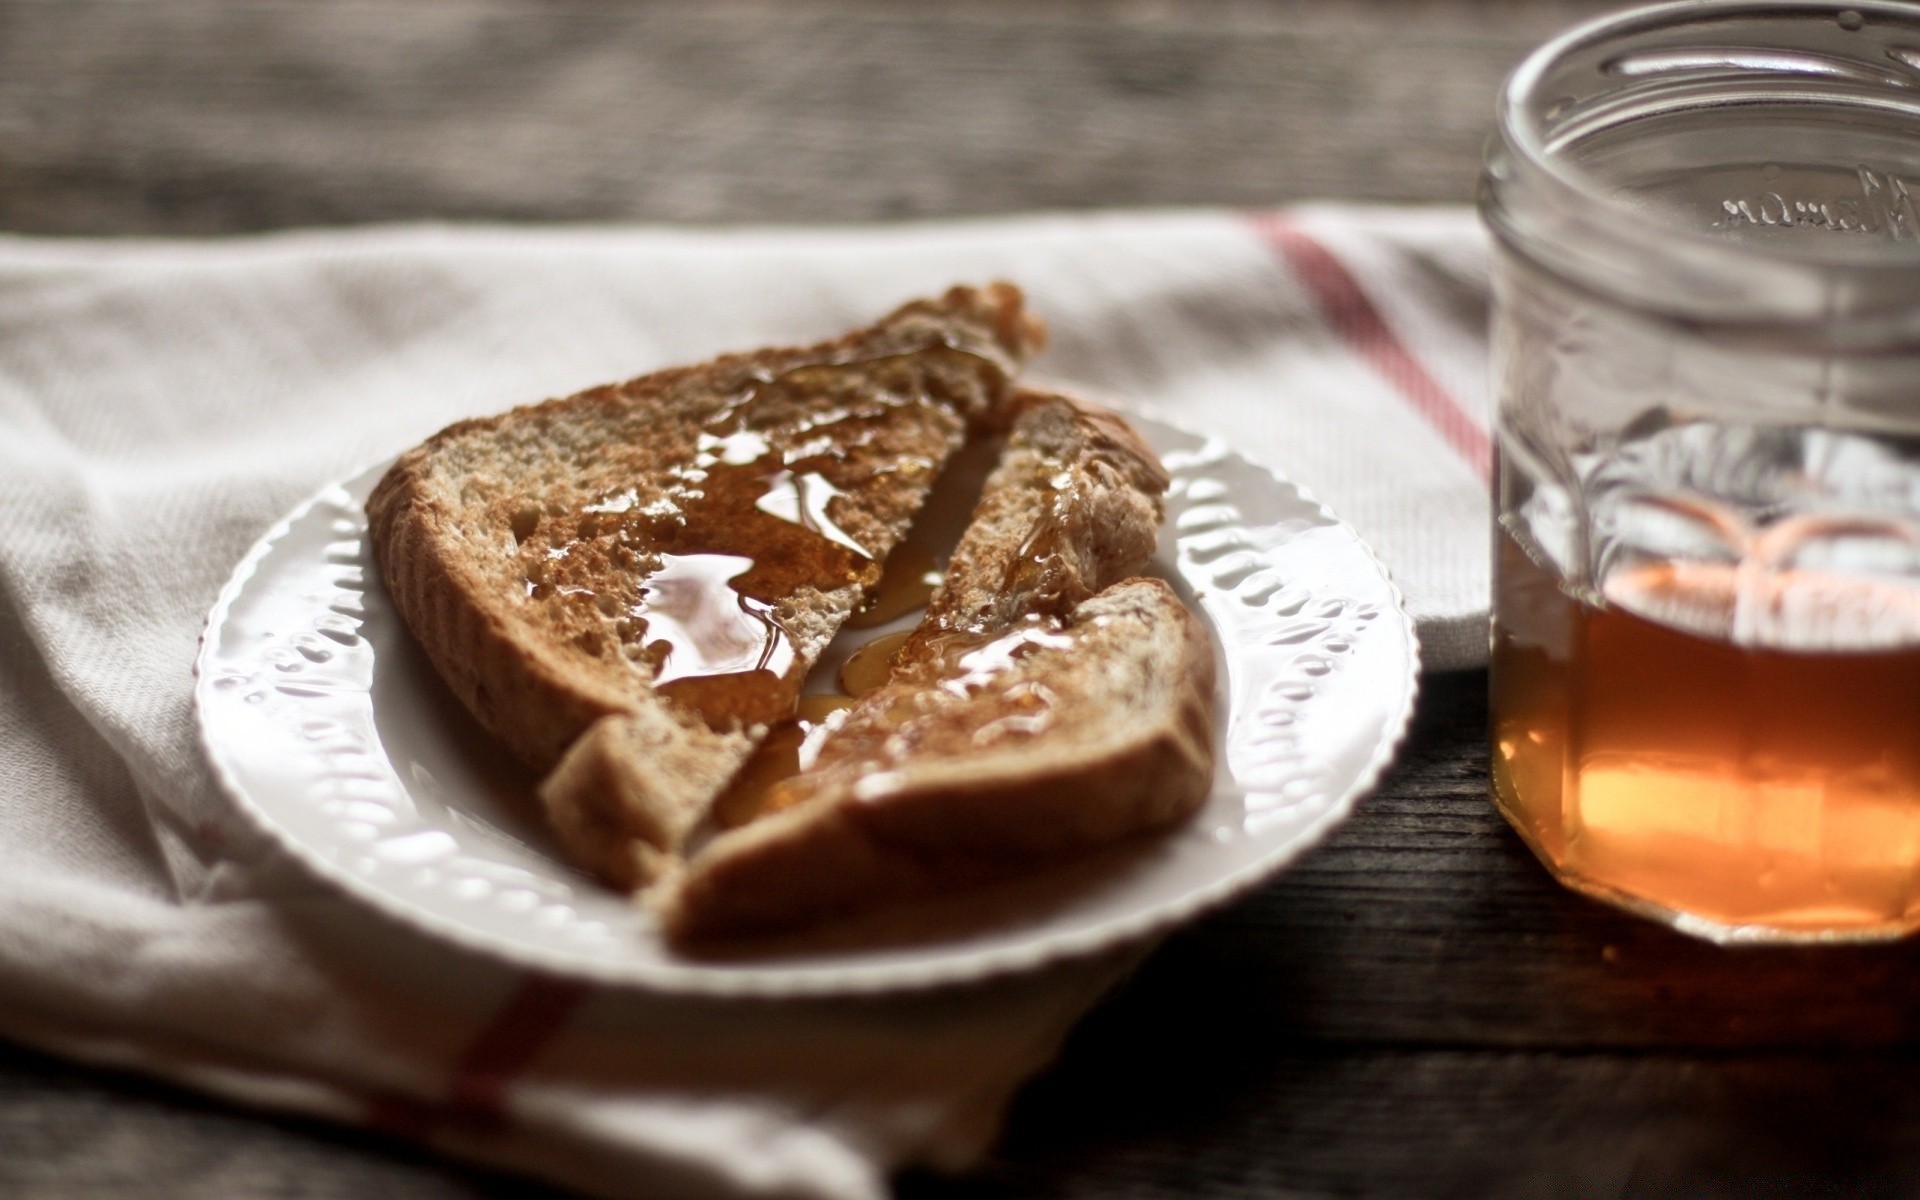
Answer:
[{"left": 0, "top": 207, "right": 1491, "bottom": 1200}]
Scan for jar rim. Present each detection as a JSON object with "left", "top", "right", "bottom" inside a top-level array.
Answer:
[{"left": 1493, "top": 0, "right": 1920, "bottom": 279}]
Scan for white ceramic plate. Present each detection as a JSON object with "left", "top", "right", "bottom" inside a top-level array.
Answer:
[{"left": 195, "top": 414, "right": 1419, "bottom": 995}]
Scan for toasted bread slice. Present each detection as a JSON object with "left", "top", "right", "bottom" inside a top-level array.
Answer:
[
  {"left": 660, "top": 578, "right": 1216, "bottom": 943},
  {"left": 659, "top": 393, "right": 1214, "bottom": 943},
  {"left": 367, "top": 285, "right": 1044, "bottom": 887}
]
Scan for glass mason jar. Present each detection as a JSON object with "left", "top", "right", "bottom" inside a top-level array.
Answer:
[{"left": 1481, "top": 1, "right": 1920, "bottom": 942}]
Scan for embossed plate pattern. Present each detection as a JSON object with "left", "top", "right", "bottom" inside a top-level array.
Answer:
[{"left": 195, "top": 414, "right": 1419, "bottom": 995}]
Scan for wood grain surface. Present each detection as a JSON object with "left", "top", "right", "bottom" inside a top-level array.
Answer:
[
  {"left": 13, "top": 2, "right": 1912, "bottom": 1198},
  {"left": 0, "top": 0, "right": 1614, "bottom": 232}
]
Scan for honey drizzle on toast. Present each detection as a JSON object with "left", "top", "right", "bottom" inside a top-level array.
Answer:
[
  {"left": 516, "top": 345, "right": 1000, "bottom": 730},
  {"left": 711, "top": 694, "right": 858, "bottom": 829},
  {"left": 702, "top": 405, "right": 1143, "bottom": 830},
  {"left": 844, "top": 542, "right": 941, "bottom": 629}
]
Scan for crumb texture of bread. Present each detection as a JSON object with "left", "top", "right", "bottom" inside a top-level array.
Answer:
[
  {"left": 894, "top": 388, "right": 1169, "bottom": 677},
  {"left": 660, "top": 394, "right": 1213, "bottom": 944},
  {"left": 538, "top": 711, "right": 754, "bottom": 891}
]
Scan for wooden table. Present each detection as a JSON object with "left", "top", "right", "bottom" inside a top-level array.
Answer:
[{"left": 10, "top": 3, "right": 1918, "bottom": 1196}]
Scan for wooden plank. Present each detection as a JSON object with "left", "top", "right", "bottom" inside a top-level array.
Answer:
[
  {"left": 0, "top": 0, "right": 1619, "bottom": 234},
  {"left": 908, "top": 1040, "right": 1920, "bottom": 1198},
  {"left": 10, "top": 1017, "right": 1919, "bottom": 1200}
]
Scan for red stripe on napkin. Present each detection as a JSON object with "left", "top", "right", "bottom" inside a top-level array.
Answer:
[
  {"left": 1247, "top": 212, "right": 1491, "bottom": 479},
  {"left": 364, "top": 973, "right": 592, "bottom": 1137},
  {"left": 448, "top": 974, "right": 594, "bottom": 1118}
]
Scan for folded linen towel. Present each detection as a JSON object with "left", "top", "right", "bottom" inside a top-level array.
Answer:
[{"left": 0, "top": 206, "right": 1491, "bottom": 1200}]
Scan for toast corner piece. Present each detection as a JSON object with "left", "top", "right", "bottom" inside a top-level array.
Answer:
[{"left": 538, "top": 712, "right": 755, "bottom": 892}]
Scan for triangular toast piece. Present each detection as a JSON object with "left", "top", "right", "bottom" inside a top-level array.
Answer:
[
  {"left": 658, "top": 392, "right": 1216, "bottom": 942},
  {"left": 366, "top": 285, "right": 1044, "bottom": 886}
]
